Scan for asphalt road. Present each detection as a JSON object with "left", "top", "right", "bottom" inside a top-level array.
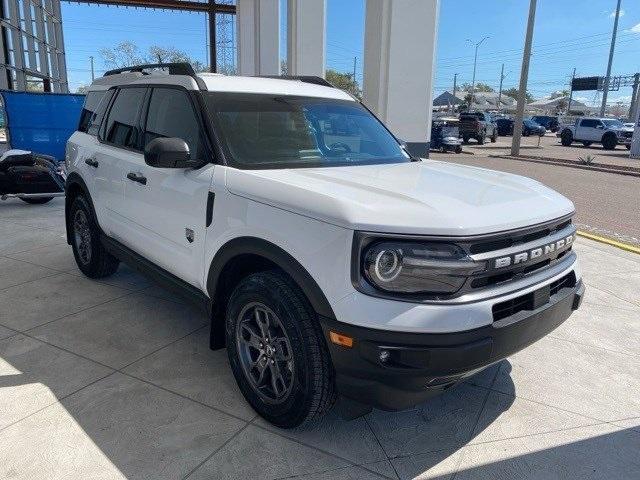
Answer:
[{"left": 430, "top": 153, "right": 640, "bottom": 246}]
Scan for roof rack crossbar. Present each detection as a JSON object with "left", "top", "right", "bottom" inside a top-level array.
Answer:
[
  {"left": 258, "top": 75, "right": 335, "bottom": 88},
  {"left": 103, "top": 62, "right": 208, "bottom": 91}
]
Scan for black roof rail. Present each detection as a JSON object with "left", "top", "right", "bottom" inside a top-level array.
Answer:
[
  {"left": 103, "top": 62, "right": 207, "bottom": 91},
  {"left": 259, "top": 75, "right": 335, "bottom": 88}
]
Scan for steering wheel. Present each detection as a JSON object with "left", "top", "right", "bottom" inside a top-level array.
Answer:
[{"left": 329, "top": 142, "right": 352, "bottom": 154}]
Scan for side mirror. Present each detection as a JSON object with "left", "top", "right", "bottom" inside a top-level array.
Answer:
[{"left": 144, "top": 137, "right": 191, "bottom": 168}]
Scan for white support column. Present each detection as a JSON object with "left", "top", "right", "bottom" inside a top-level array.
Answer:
[
  {"left": 363, "top": 0, "right": 440, "bottom": 157},
  {"left": 236, "top": 0, "right": 280, "bottom": 76},
  {"left": 287, "top": 0, "right": 326, "bottom": 77}
]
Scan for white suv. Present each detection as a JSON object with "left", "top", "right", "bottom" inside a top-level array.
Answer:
[{"left": 65, "top": 63, "right": 584, "bottom": 428}]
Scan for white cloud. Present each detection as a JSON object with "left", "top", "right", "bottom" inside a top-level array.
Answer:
[
  {"left": 628, "top": 22, "right": 640, "bottom": 33},
  {"left": 609, "top": 9, "right": 625, "bottom": 18}
]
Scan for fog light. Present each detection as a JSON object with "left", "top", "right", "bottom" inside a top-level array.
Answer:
[{"left": 379, "top": 349, "right": 390, "bottom": 363}]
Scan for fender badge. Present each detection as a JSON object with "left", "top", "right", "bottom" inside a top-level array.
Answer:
[{"left": 185, "top": 228, "right": 195, "bottom": 243}]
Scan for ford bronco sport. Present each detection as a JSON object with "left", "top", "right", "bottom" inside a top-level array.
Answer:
[{"left": 65, "top": 63, "right": 584, "bottom": 428}]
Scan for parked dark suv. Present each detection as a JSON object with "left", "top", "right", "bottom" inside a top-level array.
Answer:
[
  {"left": 531, "top": 115, "right": 559, "bottom": 132},
  {"left": 496, "top": 118, "right": 545, "bottom": 137}
]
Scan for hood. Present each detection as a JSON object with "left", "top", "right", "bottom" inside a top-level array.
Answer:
[{"left": 225, "top": 160, "right": 575, "bottom": 236}]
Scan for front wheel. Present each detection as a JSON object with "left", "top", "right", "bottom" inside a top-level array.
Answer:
[
  {"left": 491, "top": 130, "right": 497, "bottom": 143},
  {"left": 561, "top": 130, "right": 573, "bottom": 146},
  {"left": 20, "top": 196, "right": 53, "bottom": 204},
  {"left": 226, "top": 270, "right": 336, "bottom": 428}
]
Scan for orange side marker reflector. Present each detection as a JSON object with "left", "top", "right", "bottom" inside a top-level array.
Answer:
[{"left": 329, "top": 331, "right": 354, "bottom": 348}]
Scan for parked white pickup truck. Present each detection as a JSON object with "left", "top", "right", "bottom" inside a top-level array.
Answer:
[{"left": 559, "top": 117, "right": 633, "bottom": 150}]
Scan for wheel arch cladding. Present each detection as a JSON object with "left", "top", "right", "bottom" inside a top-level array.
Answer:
[
  {"left": 64, "top": 172, "right": 94, "bottom": 245},
  {"left": 206, "top": 236, "right": 336, "bottom": 349}
]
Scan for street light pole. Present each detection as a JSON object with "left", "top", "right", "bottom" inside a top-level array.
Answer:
[
  {"left": 452, "top": 73, "right": 458, "bottom": 113},
  {"left": 600, "top": 0, "right": 622, "bottom": 117},
  {"left": 497, "top": 63, "right": 507, "bottom": 113},
  {"left": 567, "top": 67, "right": 576, "bottom": 114},
  {"left": 467, "top": 36, "right": 489, "bottom": 110},
  {"left": 511, "top": 0, "right": 537, "bottom": 157},
  {"left": 89, "top": 56, "right": 95, "bottom": 82}
]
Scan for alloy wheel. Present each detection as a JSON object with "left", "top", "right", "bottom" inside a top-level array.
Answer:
[
  {"left": 73, "top": 209, "right": 92, "bottom": 265},
  {"left": 236, "top": 302, "right": 295, "bottom": 404}
]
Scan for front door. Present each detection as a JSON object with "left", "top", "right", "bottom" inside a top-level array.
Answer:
[{"left": 121, "top": 87, "right": 214, "bottom": 288}]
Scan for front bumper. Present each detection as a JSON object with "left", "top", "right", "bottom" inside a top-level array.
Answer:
[{"left": 320, "top": 279, "right": 585, "bottom": 411}]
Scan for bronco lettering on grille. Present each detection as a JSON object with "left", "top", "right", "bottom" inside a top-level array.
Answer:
[{"left": 494, "top": 234, "right": 574, "bottom": 269}]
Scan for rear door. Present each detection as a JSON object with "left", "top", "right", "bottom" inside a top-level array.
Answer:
[{"left": 121, "top": 86, "right": 215, "bottom": 287}]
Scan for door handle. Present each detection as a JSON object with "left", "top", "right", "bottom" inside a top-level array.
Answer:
[
  {"left": 126, "top": 172, "right": 147, "bottom": 185},
  {"left": 85, "top": 158, "right": 99, "bottom": 168}
]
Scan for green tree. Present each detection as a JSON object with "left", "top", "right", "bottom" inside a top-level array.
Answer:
[
  {"left": 100, "top": 41, "right": 209, "bottom": 73},
  {"left": 549, "top": 90, "right": 570, "bottom": 99},
  {"left": 503, "top": 87, "right": 535, "bottom": 104},
  {"left": 460, "top": 82, "right": 494, "bottom": 93},
  {"left": 325, "top": 69, "right": 361, "bottom": 99}
]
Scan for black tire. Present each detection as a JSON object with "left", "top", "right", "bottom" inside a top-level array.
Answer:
[
  {"left": 602, "top": 133, "right": 617, "bottom": 150},
  {"left": 490, "top": 130, "right": 497, "bottom": 143},
  {"left": 69, "top": 195, "right": 119, "bottom": 278},
  {"left": 582, "top": 141, "right": 592, "bottom": 147},
  {"left": 477, "top": 133, "right": 485, "bottom": 145},
  {"left": 626, "top": 145, "right": 631, "bottom": 150},
  {"left": 560, "top": 130, "right": 573, "bottom": 146},
  {"left": 226, "top": 270, "right": 336, "bottom": 428},
  {"left": 462, "top": 135, "right": 470, "bottom": 144},
  {"left": 20, "top": 196, "right": 53, "bottom": 204}
]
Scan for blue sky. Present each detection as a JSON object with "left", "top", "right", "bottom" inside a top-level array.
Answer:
[{"left": 62, "top": 0, "right": 640, "bottom": 106}]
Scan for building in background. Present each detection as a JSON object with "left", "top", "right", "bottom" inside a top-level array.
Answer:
[{"left": 0, "top": 0, "right": 68, "bottom": 92}]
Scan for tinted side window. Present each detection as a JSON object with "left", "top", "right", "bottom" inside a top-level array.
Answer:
[
  {"left": 143, "top": 88, "right": 203, "bottom": 160},
  {"left": 87, "top": 89, "right": 114, "bottom": 137},
  {"left": 103, "top": 88, "right": 146, "bottom": 150},
  {"left": 580, "top": 119, "right": 596, "bottom": 128},
  {"left": 78, "top": 91, "right": 105, "bottom": 133}
]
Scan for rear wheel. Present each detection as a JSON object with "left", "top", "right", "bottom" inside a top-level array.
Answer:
[
  {"left": 226, "top": 270, "right": 336, "bottom": 428},
  {"left": 561, "top": 130, "right": 573, "bottom": 146},
  {"left": 602, "top": 133, "right": 617, "bottom": 150},
  {"left": 69, "top": 195, "right": 119, "bottom": 278},
  {"left": 491, "top": 130, "right": 497, "bottom": 143},
  {"left": 20, "top": 197, "right": 53, "bottom": 204}
]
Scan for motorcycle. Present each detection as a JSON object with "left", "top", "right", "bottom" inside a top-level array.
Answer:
[{"left": 0, "top": 149, "right": 66, "bottom": 204}]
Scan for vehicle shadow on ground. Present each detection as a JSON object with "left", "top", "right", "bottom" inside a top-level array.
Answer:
[{"left": 0, "top": 333, "right": 517, "bottom": 479}]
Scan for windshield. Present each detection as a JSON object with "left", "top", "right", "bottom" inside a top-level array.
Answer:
[
  {"left": 601, "top": 119, "right": 624, "bottom": 128},
  {"left": 524, "top": 120, "right": 539, "bottom": 127},
  {"left": 204, "top": 93, "right": 410, "bottom": 169}
]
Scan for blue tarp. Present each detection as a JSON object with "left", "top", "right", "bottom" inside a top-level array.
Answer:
[{"left": 1, "top": 90, "right": 84, "bottom": 161}]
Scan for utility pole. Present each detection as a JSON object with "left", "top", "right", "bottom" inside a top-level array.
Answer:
[
  {"left": 567, "top": 67, "right": 576, "bottom": 114},
  {"left": 89, "top": 56, "right": 95, "bottom": 82},
  {"left": 511, "top": 0, "right": 537, "bottom": 157},
  {"left": 452, "top": 73, "right": 458, "bottom": 113},
  {"left": 600, "top": 0, "right": 622, "bottom": 117},
  {"left": 467, "top": 36, "right": 489, "bottom": 110},
  {"left": 629, "top": 73, "right": 640, "bottom": 122},
  {"left": 497, "top": 63, "right": 507, "bottom": 112}
]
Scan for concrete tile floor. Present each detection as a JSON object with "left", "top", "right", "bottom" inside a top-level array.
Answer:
[{"left": 0, "top": 198, "right": 639, "bottom": 480}]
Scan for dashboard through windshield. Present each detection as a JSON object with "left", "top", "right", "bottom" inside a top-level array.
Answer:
[{"left": 204, "top": 93, "right": 410, "bottom": 169}]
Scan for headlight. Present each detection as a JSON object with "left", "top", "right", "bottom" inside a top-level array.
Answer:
[{"left": 360, "top": 240, "right": 484, "bottom": 296}]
